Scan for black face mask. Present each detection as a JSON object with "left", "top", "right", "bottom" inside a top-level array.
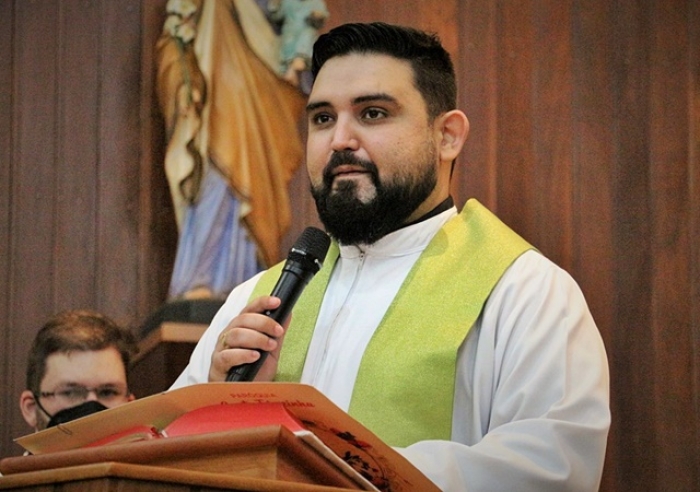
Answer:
[{"left": 46, "top": 400, "right": 108, "bottom": 428}]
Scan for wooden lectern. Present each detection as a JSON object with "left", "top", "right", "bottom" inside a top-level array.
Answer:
[
  {"left": 2, "top": 383, "right": 440, "bottom": 492},
  {"left": 0, "top": 426, "right": 366, "bottom": 491}
]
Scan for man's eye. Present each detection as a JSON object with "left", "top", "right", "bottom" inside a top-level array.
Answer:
[
  {"left": 311, "top": 113, "right": 333, "bottom": 125},
  {"left": 59, "top": 389, "right": 84, "bottom": 399},
  {"left": 363, "top": 108, "right": 387, "bottom": 120},
  {"left": 96, "top": 388, "right": 120, "bottom": 399}
]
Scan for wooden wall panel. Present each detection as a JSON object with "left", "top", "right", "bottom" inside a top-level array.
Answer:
[
  {"left": 648, "top": 2, "right": 696, "bottom": 488},
  {"left": 531, "top": 1, "right": 574, "bottom": 267},
  {"left": 611, "top": 2, "right": 658, "bottom": 490},
  {"left": 456, "top": 1, "right": 497, "bottom": 208},
  {"left": 53, "top": 1, "right": 101, "bottom": 309},
  {"left": 487, "top": 1, "right": 578, "bottom": 267},
  {"left": 691, "top": 1, "right": 700, "bottom": 487},
  {"left": 7, "top": 0, "right": 61, "bottom": 449},
  {"left": 96, "top": 1, "right": 142, "bottom": 321},
  {"left": 0, "top": 0, "right": 14, "bottom": 465},
  {"left": 570, "top": 1, "right": 618, "bottom": 489},
  {"left": 494, "top": 1, "right": 538, "bottom": 243},
  {"left": 137, "top": 0, "right": 176, "bottom": 320}
]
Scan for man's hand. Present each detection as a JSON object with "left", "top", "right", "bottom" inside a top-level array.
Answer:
[{"left": 208, "top": 296, "right": 289, "bottom": 382}]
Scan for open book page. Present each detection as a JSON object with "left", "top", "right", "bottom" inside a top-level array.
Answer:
[
  {"left": 16, "top": 382, "right": 439, "bottom": 492},
  {"left": 296, "top": 429, "right": 381, "bottom": 492}
]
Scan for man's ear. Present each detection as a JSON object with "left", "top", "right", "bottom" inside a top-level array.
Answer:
[
  {"left": 19, "top": 390, "right": 39, "bottom": 429},
  {"left": 437, "top": 110, "right": 470, "bottom": 163}
]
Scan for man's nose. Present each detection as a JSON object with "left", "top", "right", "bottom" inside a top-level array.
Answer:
[
  {"left": 84, "top": 389, "right": 100, "bottom": 401},
  {"left": 330, "top": 117, "right": 360, "bottom": 152}
]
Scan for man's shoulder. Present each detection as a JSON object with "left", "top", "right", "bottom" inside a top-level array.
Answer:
[{"left": 498, "top": 249, "right": 586, "bottom": 302}]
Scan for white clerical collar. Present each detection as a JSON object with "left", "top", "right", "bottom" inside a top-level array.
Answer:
[{"left": 338, "top": 206, "right": 457, "bottom": 259}]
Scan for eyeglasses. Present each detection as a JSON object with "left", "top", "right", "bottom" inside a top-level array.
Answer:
[{"left": 38, "top": 384, "right": 129, "bottom": 405}]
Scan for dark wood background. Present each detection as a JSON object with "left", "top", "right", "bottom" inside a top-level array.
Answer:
[{"left": 1, "top": 1, "right": 698, "bottom": 490}]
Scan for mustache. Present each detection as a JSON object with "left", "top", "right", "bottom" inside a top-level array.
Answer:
[{"left": 322, "top": 151, "right": 379, "bottom": 186}]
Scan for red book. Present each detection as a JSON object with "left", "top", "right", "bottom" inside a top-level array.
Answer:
[
  {"left": 86, "top": 402, "right": 306, "bottom": 447},
  {"left": 162, "top": 402, "right": 306, "bottom": 437},
  {"left": 85, "top": 425, "right": 160, "bottom": 447}
]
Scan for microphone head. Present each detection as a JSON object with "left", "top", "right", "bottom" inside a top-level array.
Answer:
[{"left": 289, "top": 227, "right": 331, "bottom": 272}]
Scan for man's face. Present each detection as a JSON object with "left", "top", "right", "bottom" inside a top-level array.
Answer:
[
  {"left": 306, "top": 53, "right": 446, "bottom": 244},
  {"left": 20, "top": 347, "right": 133, "bottom": 431}
]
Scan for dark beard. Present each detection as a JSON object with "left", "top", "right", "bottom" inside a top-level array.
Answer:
[{"left": 310, "top": 150, "right": 437, "bottom": 245}]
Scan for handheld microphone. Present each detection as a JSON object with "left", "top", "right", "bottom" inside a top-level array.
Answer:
[{"left": 226, "top": 226, "right": 331, "bottom": 382}]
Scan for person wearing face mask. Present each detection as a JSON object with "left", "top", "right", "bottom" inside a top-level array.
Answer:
[
  {"left": 171, "top": 22, "right": 610, "bottom": 491},
  {"left": 19, "top": 310, "right": 138, "bottom": 433}
]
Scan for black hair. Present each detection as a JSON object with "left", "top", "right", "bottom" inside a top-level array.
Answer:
[{"left": 311, "top": 22, "right": 456, "bottom": 120}]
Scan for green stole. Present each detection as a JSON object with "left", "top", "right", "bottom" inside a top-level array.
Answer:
[{"left": 250, "top": 199, "right": 532, "bottom": 446}]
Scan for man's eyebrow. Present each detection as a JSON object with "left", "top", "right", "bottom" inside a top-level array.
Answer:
[
  {"left": 306, "top": 93, "right": 399, "bottom": 114},
  {"left": 306, "top": 100, "right": 330, "bottom": 114},
  {"left": 352, "top": 93, "right": 398, "bottom": 106}
]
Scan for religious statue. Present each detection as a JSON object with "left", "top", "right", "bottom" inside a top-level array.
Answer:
[{"left": 155, "top": 0, "right": 327, "bottom": 300}]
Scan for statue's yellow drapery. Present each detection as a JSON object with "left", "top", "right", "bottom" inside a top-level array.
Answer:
[{"left": 156, "top": 0, "right": 306, "bottom": 269}]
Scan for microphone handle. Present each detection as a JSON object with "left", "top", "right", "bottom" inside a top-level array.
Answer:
[{"left": 225, "top": 262, "right": 312, "bottom": 382}]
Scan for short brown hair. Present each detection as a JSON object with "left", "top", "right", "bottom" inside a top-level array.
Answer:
[{"left": 25, "top": 310, "right": 139, "bottom": 393}]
